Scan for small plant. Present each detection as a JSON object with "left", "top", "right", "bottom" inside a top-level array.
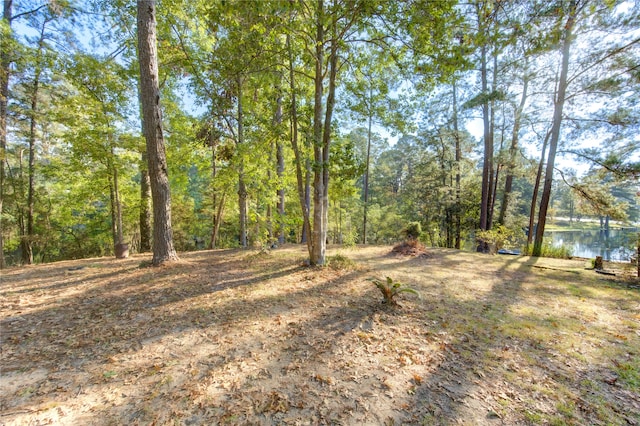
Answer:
[{"left": 370, "top": 276, "right": 420, "bottom": 305}]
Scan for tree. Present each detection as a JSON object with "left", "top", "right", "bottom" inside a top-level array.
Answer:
[
  {"left": 0, "top": 0, "right": 12, "bottom": 268},
  {"left": 137, "top": 0, "right": 178, "bottom": 265}
]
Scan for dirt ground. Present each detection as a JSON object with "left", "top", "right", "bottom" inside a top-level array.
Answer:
[{"left": 1, "top": 245, "right": 639, "bottom": 425}]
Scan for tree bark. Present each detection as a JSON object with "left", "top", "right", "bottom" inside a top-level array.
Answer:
[
  {"left": 137, "top": 0, "right": 178, "bottom": 265},
  {"left": 139, "top": 152, "right": 152, "bottom": 252},
  {"left": 527, "top": 130, "right": 550, "bottom": 249},
  {"left": 310, "top": 0, "right": 325, "bottom": 265},
  {"left": 533, "top": 0, "right": 577, "bottom": 257}
]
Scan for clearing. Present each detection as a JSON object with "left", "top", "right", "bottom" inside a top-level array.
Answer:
[{"left": 1, "top": 245, "right": 639, "bottom": 425}]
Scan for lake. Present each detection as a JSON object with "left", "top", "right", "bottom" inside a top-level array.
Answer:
[{"left": 546, "top": 228, "right": 638, "bottom": 262}]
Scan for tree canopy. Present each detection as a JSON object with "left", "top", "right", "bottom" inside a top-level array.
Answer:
[{"left": 1, "top": 0, "right": 638, "bottom": 266}]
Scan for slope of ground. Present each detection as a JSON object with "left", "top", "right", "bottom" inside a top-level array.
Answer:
[{"left": 1, "top": 245, "right": 639, "bottom": 425}]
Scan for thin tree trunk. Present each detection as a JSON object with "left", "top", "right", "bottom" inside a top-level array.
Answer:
[
  {"left": 533, "top": 0, "right": 577, "bottom": 257},
  {"left": 486, "top": 48, "right": 498, "bottom": 231},
  {"left": 137, "top": 0, "right": 178, "bottom": 265},
  {"left": 321, "top": 31, "right": 338, "bottom": 254},
  {"left": 0, "top": 0, "right": 12, "bottom": 268},
  {"left": 478, "top": 39, "right": 493, "bottom": 253},
  {"left": 109, "top": 172, "right": 117, "bottom": 247},
  {"left": 211, "top": 192, "right": 226, "bottom": 249},
  {"left": 275, "top": 83, "right": 285, "bottom": 245},
  {"left": 362, "top": 102, "right": 372, "bottom": 245},
  {"left": 113, "top": 158, "right": 124, "bottom": 245},
  {"left": 22, "top": 52, "right": 42, "bottom": 265},
  {"left": 527, "top": 130, "right": 550, "bottom": 248},
  {"left": 236, "top": 76, "right": 248, "bottom": 248},
  {"left": 453, "top": 80, "right": 461, "bottom": 249},
  {"left": 310, "top": 0, "right": 325, "bottom": 265},
  {"left": 210, "top": 138, "right": 218, "bottom": 249},
  {"left": 286, "top": 34, "right": 311, "bottom": 249},
  {"left": 498, "top": 58, "right": 529, "bottom": 226}
]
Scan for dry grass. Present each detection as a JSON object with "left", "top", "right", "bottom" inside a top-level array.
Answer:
[{"left": 1, "top": 245, "right": 639, "bottom": 425}]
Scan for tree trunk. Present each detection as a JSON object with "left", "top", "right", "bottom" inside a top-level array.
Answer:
[
  {"left": 275, "top": 85, "right": 285, "bottom": 245},
  {"left": 211, "top": 192, "right": 225, "bottom": 249},
  {"left": 453, "top": 80, "right": 461, "bottom": 249},
  {"left": 139, "top": 152, "right": 152, "bottom": 252},
  {"left": 0, "top": 0, "right": 12, "bottom": 268},
  {"left": 478, "top": 39, "right": 493, "bottom": 253},
  {"left": 286, "top": 34, "right": 311, "bottom": 249},
  {"left": 22, "top": 40, "right": 43, "bottom": 265},
  {"left": 209, "top": 138, "right": 218, "bottom": 249},
  {"left": 109, "top": 172, "right": 117, "bottom": 247},
  {"left": 498, "top": 58, "right": 529, "bottom": 226},
  {"left": 527, "top": 130, "right": 550, "bottom": 249},
  {"left": 533, "top": 0, "right": 577, "bottom": 257},
  {"left": 362, "top": 103, "right": 372, "bottom": 245},
  {"left": 310, "top": 0, "right": 338, "bottom": 266},
  {"left": 112, "top": 148, "right": 124, "bottom": 245},
  {"left": 310, "top": 0, "right": 325, "bottom": 265},
  {"left": 137, "top": 0, "right": 178, "bottom": 265},
  {"left": 236, "top": 76, "right": 248, "bottom": 248}
]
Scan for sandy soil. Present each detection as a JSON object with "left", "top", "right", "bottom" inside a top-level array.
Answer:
[{"left": 1, "top": 245, "right": 639, "bottom": 425}]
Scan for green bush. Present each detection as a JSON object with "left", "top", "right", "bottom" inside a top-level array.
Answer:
[
  {"left": 476, "top": 225, "right": 518, "bottom": 254},
  {"left": 403, "top": 222, "right": 422, "bottom": 241}
]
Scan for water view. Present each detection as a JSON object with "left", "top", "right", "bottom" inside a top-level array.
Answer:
[{"left": 546, "top": 228, "right": 639, "bottom": 262}]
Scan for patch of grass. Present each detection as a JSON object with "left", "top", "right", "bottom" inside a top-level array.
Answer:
[
  {"left": 523, "top": 243, "right": 572, "bottom": 259},
  {"left": 524, "top": 410, "right": 544, "bottom": 423},
  {"left": 327, "top": 253, "right": 357, "bottom": 270},
  {"left": 615, "top": 361, "right": 640, "bottom": 389}
]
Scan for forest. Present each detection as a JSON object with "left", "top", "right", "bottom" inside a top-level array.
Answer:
[{"left": 0, "top": 0, "right": 639, "bottom": 267}]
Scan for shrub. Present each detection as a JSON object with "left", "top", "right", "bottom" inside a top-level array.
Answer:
[
  {"left": 476, "top": 225, "right": 518, "bottom": 254},
  {"left": 403, "top": 222, "right": 422, "bottom": 241}
]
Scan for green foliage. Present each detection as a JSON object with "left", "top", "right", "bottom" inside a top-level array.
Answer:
[
  {"left": 523, "top": 243, "right": 572, "bottom": 259},
  {"left": 476, "top": 225, "right": 518, "bottom": 254},
  {"left": 369, "top": 276, "right": 420, "bottom": 305},
  {"left": 615, "top": 361, "right": 640, "bottom": 389},
  {"left": 403, "top": 222, "right": 422, "bottom": 241}
]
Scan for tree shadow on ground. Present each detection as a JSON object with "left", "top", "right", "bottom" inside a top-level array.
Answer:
[{"left": 2, "top": 247, "right": 639, "bottom": 425}]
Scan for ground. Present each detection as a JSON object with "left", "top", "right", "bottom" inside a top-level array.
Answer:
[{"left": 1, "top": 245, "right": 639, "bottom": 425}]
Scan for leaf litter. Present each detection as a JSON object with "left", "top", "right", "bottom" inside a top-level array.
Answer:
[{"left": 1, "top": 245, "right": 639, "bottom": 425}]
